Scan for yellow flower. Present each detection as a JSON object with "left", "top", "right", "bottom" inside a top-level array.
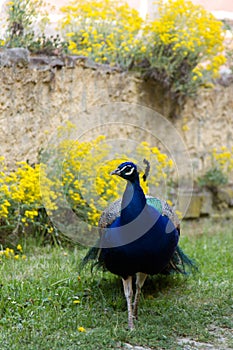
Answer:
[
  {"left": 78, "top": 326, "right": 86, "bottom": 332},
  {"left": 182, "top": 124, "right": 189, "bottom": 132},
  {"left": 166, "top": 199, "right": 173, "bottom": 207},
  {"left": 140, "top": 46, "right": 147, "bottom": 53},
  {"left": 175, "top": 210, "right": 183, "bottom": 220},
  {"left": 17, "top": 244, "right": 23, "bottom": 252},
  {"left": 66, "top": 32, "right": 75, "bottom": 37},
  {"left": 68, "top": 41, "right": 77, "bottom": 51},
  {"left": 4, "top": 248, "right": 14, "bottom": 258},
  {"left": 73, "top": 299, "right": 81, "bottom": 304}
]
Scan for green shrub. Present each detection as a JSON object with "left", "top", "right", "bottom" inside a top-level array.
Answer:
[{"left": 197, "top": 167, "right": 228, "bottom": 190}]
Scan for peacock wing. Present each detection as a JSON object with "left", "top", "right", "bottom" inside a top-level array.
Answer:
[
  {"left": 146, "top": 196, "right": 180, "bottom": 230},
  {"left": 98, "top": 198, "right": 121, "bottom": 237}
]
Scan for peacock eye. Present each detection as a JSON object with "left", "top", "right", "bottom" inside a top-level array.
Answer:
[{"left": 124, "top": 166, "right": 135, "bottom": 176}]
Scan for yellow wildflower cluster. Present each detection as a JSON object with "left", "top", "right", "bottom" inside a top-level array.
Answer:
[
  {"left": 0, "top": 161, "right": 39, "bottom": 207},
  {"left": 60, "top": 0, "right": 225, "bottom": 97},
  {"left": 0, "top": 125, "right": 174, "bottom": 238},
  {"left": 212, "top": 146, "right": 233, "bottom": 175},
  {"left": 136, "top": 142, "right": 174, "bottom": 188},
  {"left": 143, "top": 0, "right": 226, "bottom": 95},
  {"left": 0, "top": 157, "right": 55, "bottom": 236},
  {"left": 0, "top": 244, "right": 26, "bottom": 261},
  {"left": 0, "top": 199, "right": 11, "bottom": 218},
  {"left": 44, "top": 128, "right": 173, "bottom": 227},
  {"left": 60, "top": 0, "right": 143, "bottom": 67},
  {"left": 148, "top": 0, "right": 224, "bottom": 53},
  {"left": 198, "top": 146, "right": 233, "bottom": 189}
]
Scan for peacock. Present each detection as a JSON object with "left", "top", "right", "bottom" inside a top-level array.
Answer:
[{"left": 82, "top": 160, "right": 197, "bottom": 330}]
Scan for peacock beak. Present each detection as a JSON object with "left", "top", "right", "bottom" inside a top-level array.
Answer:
[{"left": 111, "top": 168, "right": 121, "bottom": 176}]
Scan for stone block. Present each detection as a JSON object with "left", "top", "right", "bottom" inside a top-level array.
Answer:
[
  {"left": 177, "top": 192, "right": 203, "bottom": 219},
  {"left": 217, "top": 187, "right": 233, "bottom": 207},
  {"left": 200, "top": 191, "right": 213, "bottom": 216},
  {"left": 0, "top": 48, "right": 30, "bottom": 67}
]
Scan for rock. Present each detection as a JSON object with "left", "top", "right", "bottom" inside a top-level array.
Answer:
[
  {"left": 216, "top": 187, "right": 233, "bottom": 207},
  {"left": 178, "top": 338, "right": 217, "bottom": 349},
  {"left": 29, "top": 56, "right": 50, "bottom": 67},
  {"left": 178, "top": 192, "right": 203, "bottom": 219},
  {"left": 50, "top": 57, "right": 65, "bottom": 68},
  {"left": 29, "top": 55, "right": 65, "bottom": 69},
  {"left": 123, "top": 343, "right": 152, "bottom": 350},
  {"left": 0, "top": 48, "right": 30, "bottom": 67},
  {"left": 217, "top": 66, "right": 233, "bottom": 87},
  {"left": 64, "top": 55, "right": 78, "bottom": 68},
  {"left": 200, "top": 191, "right": 213, "bottom": 216}
]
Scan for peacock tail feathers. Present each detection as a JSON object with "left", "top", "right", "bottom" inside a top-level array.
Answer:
[
  {"left": 162, "top": 245, "right": 198, "bottom": 275},
  {"left": 81, "top": 237, "right": 108, "bottom": 271},
  {"left": 82, "top": 243, "right": 198, "bottom": 275},
  {"left": 81, "top": 244, "right": 100, "bottom": 267}
]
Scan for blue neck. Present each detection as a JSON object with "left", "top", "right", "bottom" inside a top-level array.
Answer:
[{"left": 121, "top": 178, "right": 146, "bottom": 224}]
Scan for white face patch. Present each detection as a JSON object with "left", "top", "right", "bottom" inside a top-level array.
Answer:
[
  {"left": 119, "top": 165, "right": 128, "bottom": 173},
  {"left": 124, "top": 167, "right": 135, "bottom": 176}
]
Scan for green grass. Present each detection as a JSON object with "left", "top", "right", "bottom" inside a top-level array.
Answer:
[{"left": 0, "top": 219, "right": 232, "bottom": 350}]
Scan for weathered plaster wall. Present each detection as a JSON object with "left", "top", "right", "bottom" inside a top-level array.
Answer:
[
  {"left": 180, "top": 86, "right": 233, "bottom": 174},
  {"left": 0, "top": 50, "right": 233, "bottom": 181}
]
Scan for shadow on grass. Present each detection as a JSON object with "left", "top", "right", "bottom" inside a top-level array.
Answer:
[{"left": 89, "top": 272, "right": 191, "bottom": 311}]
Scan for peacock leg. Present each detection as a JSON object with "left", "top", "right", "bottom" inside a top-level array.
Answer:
[
  {"left": 133, "top": 272, "right": 147, "bottom": 320},
  {"left": 122, "top": 276, "right": 134, "bottom": 330}
]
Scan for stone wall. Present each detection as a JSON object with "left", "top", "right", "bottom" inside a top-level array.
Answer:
[{"left": 1, "top": 48, "right": 233, "bottom": 179}]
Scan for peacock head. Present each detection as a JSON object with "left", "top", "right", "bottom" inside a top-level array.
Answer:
[{"left": 111, "top": 162, "right": 139, "bottom": 182}]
